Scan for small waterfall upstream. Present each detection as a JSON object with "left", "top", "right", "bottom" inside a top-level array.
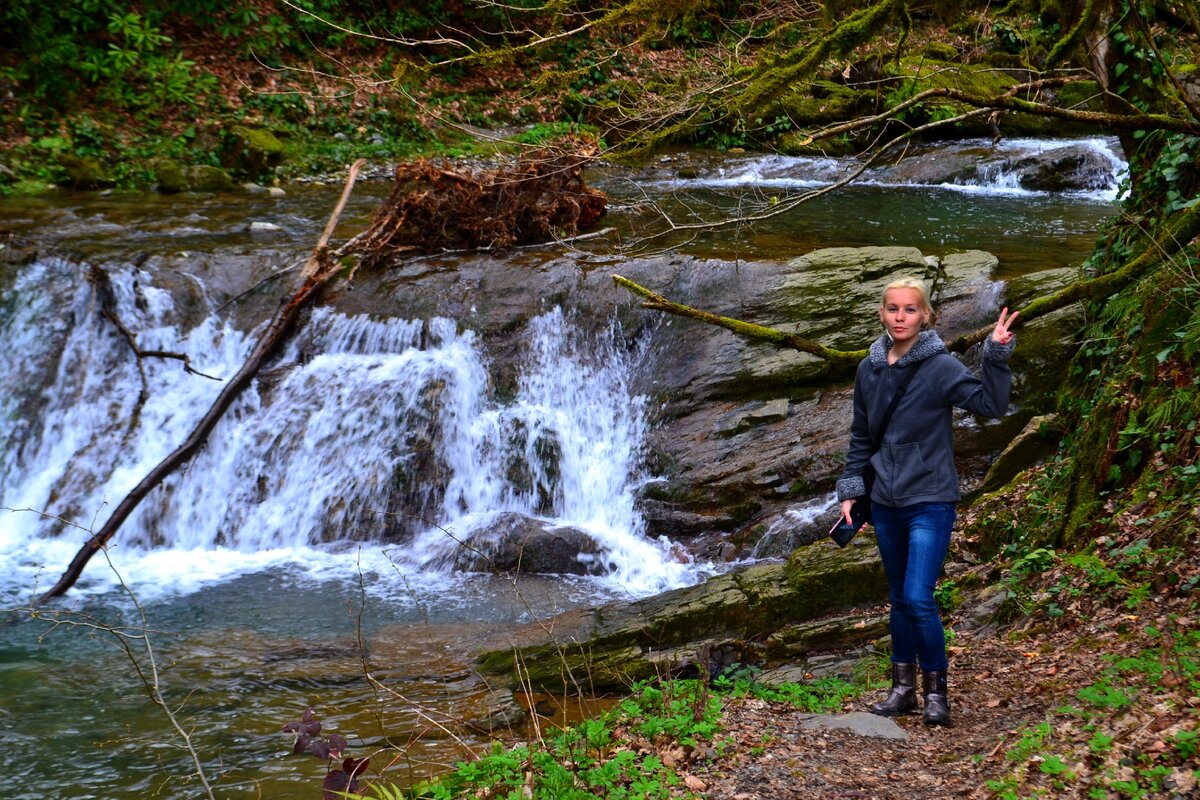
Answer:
[{"left": 0, "top": 256, "right": 696, "bottom": 602}]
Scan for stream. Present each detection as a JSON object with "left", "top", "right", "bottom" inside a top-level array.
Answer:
[{"left": 0, "top": 138, "right": 1122, "bottom": 798}]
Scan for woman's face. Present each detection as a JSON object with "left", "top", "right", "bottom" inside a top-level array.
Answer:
[{"left": 879, "top": 287, "right": 929, "bottom": 345}]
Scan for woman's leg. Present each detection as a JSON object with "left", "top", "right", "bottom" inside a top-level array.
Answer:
[
  {"left": 870, "top": 502, "right": 918, "bottom": 664},
  {"left": 898, "top": 502, "right": 955, "bottom": 671}
]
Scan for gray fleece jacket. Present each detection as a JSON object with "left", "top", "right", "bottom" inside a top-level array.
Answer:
[{"left": 835, "top": 330, "right": 1015, "bottom": 507}]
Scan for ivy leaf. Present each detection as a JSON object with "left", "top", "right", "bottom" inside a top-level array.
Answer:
[
  {"left": 327, "top": 733, "right": 348, "bottom": 758},
  {"left": 1115, "top": 62, "right": 1128, "bottom": 77},
  {"left": 309, "top": 739, "right": 331, "bottom": 760}
]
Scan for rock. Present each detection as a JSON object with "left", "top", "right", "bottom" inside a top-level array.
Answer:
[
  {"left": 0, "top": 241, "right": 39, "bottom": 265},
  {"left": 797, "top": 712, "right": 908, "bottom": 740},
  {"left": 152, "top": 159, "right": 189, "bottom": 194},
  {"left": 475, "top": 535, "right": 888, "bottom": 691},
  {"left": 268, "top": 187, "right": 287, "bottom": 198},
  {"left": 7, "top": 180, "right": 55, "bottom": 196},
  {"left": 248, "top": 221, "right": 283, "bottom": 233},
  {"left": 960, "top": 584, "right": 1017, "bottom": 632},
  {"left": 976, "top": 414, "right": 1064, "bottom": 495},
  {"left": 57, "top": 154, "right": 112, "bottom": 189},
  {"left": 714, "top": 399, "right": 790, "bottom": 437},
  {"left": 224, "top": 125, "right": 286, "bottom": 180},
  {"left": 1015, "top": 145, "right": 1117, "bottom": 192},
  {"left": 333, "top": 132, "right": 349, "bottom": 141},
  {"left": 241, "top": 182, "right": 268, "bottom": 194},
  {"left": 187, "top": 165, "right": 234, "bottom": 192},
  {"left": 765, "top": 611, "right": 889, "bottom": 660},
  {"left": 468, "top": 688, "right": 528, "bottom": 732},
  {"left": 447, "top": 512, "right": 605, "bottom": 575}
]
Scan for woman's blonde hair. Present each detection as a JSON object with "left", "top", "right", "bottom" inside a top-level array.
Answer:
[{"left": 881, "top": 277, "right": 932, "bottom": 313}]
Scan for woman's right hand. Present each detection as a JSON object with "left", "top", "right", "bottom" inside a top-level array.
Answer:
[{"left": 840, "top": 499, "right": 856, "bottom": 525}]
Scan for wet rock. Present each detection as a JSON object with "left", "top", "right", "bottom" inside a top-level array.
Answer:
[
  {"left": 1016, "top": 145, "right": 1115, "bottom": 192},
  {"left": 241, "top": 182, "right": 268, "bottom": 194},
  {"left": 468, "top": 689, "right": 528, "bottom": 732},
  {"left": 268, "top": 187, "right": 287, "bottom": 198},
  {"left": 248, "top": 221, "right": 283, "bottom": 233},
  {"left": 58, "top": 154, "right": 112, "bottom": 189},
  {"left": 153, "top": 159, "right": 189, "bottom": 194},
  {"left": 187, "top": 165, "right": 235, "bottom": 192},
  {"left": 714, "top": 399, "right": 790, "bottom": 437},
  {"left": 449, "top": 512, "right": 605, "bottom": 575},
  {"left": 883, "top": 142, "right": 1119, "bottom": 193}
]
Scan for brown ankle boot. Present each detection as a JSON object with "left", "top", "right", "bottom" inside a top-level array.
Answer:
[
  {"left": 869, "top": 662, "right": 918, "bottom": 716},
  {"left": 922, "top": 669, "right": 951, "bottom": 727}
]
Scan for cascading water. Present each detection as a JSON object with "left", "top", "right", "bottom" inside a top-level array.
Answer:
[{"left": 0, "top": 257, "right": 698, "bottom": 602}]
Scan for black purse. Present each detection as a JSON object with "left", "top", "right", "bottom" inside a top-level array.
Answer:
[{"left": 829, "top": 357, "right": 930, "bottom": 547}]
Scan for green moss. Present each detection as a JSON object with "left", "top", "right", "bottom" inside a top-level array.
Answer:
[
  {"left": 7, "top": 180, "right": 56, "bottom": 196},
  {"left": 186, "top": 165, "right": 234, "bottom": 192},
  {"left": 57, "top": 154, "right": 112, "bottom": 189},
  {"left": 152, "top": 158, "right": 189, "bottom": 194}
]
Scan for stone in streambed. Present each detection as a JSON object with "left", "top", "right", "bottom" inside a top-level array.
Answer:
[{"left": 443, "top": 512, "right": 606, "bottom": 576}]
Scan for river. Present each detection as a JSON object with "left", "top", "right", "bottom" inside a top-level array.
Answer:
[{"left": 0, "top": 138, "right": 1122, "bottom": 799}]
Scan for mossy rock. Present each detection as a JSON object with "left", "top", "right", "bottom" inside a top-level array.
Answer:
[
  {"left": 475, "top": 538, "right": 887, "bottom": 692},
  {"left": 57, "top": 154, "right": 112, "bottom": 189},
  {"left": 8, "top": 179, "right": 56, "bottom": 196},
  {"left": 186, "top": 165, "right": 235, "bottom": 192},
  {"left": 152, "top": 159, "right": 189, "bottom": 194},
  {"left": 923, "top": 42, "right": 959, "bottom": 61},
  {"left": 224, "top": 125, "right": 286, "bottom": 180},
  {"left": 1055, "top": 80, "right": 1103, "bottom": 112}
]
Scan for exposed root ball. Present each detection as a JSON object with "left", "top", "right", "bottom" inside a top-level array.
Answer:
[{"left": 357, "top": 136, "right": 606, "bottom": 265}]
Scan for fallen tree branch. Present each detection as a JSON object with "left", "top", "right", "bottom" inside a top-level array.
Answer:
[{"left": 38, "top": 159, "right": 368, "bottom": 603}]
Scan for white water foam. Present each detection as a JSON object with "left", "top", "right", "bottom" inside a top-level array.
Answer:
[
  {"left": 654, "top": 137, "right": 1127, "bottom": 202},
  {"left": 0, "top": 261, "right": 702, "bottom": 604}
]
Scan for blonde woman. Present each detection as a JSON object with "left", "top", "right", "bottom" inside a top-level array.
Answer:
[{"left": 837, "top": 278, "right": 1018, "bottom": 726}]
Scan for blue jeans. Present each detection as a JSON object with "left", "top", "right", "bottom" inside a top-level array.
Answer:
[{"left": 871, "top": 501, "right": 956, "bottom": 671}]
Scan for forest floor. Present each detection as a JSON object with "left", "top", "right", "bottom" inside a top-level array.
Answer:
[{"left": 687, "top": 521, "right": 1200, "bottom": 799}]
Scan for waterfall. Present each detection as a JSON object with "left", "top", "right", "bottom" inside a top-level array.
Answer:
[{"left": 0, "top": 258, "right": 697, "bottom": 600}]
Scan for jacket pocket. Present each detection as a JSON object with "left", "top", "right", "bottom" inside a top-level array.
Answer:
[{"left": 885, "top": 442, "right": 940, "bottom": 500}]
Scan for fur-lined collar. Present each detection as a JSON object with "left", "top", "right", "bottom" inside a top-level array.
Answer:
[{"left": 868, "top": 329, "right": 947, "bottom": 368}]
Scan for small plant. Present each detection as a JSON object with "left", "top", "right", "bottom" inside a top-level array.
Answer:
[{"left": 282, "top": 708, "right": 370, "bottom": 799}]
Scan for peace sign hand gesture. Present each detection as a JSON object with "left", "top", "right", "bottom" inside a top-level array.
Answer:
[{"left": 992, "top": 307, "right": 1019, "bottom": 345}]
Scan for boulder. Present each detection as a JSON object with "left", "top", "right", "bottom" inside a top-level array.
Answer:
[
  {"left": 475, "top": 534, "right": 887, "bottom": 691},
  {"left": 975, "top": 413, "right": 1064, "bottom": 495},
  {"left": 224, "top": 125, "right": 286, "bottom": 180},
  {"left": 447, "top": 512, "right": 605, "bottom": 575},
  {"left": 186, "top": 165, "right": 235, "bottom": 192},
  {"left": 57, "top": 154, "right": 112, "bottom": 189},
  {"left": 152, "top": 159, "right": 189, "bottom": 194}
]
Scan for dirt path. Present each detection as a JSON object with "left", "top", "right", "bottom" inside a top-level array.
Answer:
[{"left": 695, "top": 634, "right": 1050, "bottom": 799}]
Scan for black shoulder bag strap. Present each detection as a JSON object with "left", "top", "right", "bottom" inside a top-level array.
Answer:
[
  {"left": 872, "top": 355, "right": 931, "bottom": 453},
  {"left": 858, "top": 355, "right": 932, "bottom": 524}
]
